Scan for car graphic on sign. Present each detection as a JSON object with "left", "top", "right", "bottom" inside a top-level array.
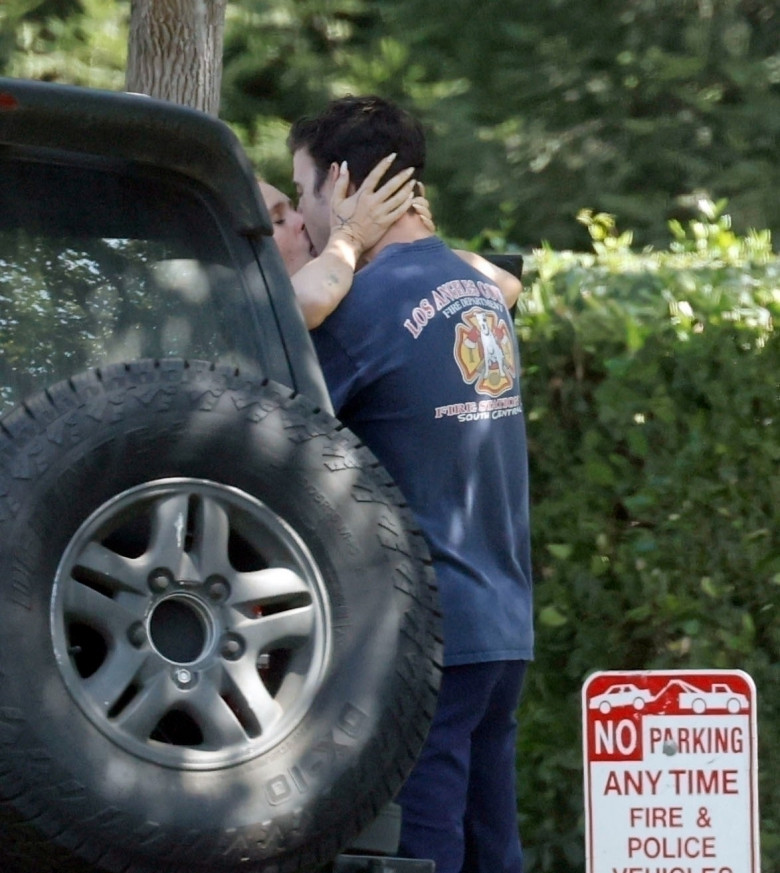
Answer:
[
  {"left": 677, "top": 682, "right": 749, "bottom": 714},
  {"left": 588, "top": 683, "right": 653, "bottom": 713}
]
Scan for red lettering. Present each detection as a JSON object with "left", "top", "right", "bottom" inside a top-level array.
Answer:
[
  {"left": 627, "top": 835, "right": 717, "bottom": 859},
  {"left": 649, "top": 726, "right": 745, "bottom": 755},
  {"left": 629, "top": 806, "right": 683, "bottom": 827},
  {"left": 604, "top": 769, "right": 662, "bottom": 795},
  {"left": 612, "top": 867, "right": 732, "bottom": 873},
  {"left": 668, "top": 768, "right": 739, "bottom": 794}
]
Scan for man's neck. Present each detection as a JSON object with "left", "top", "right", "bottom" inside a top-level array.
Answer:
[{"left": 362, "top": 212, "right": 434, "bottom": 264}]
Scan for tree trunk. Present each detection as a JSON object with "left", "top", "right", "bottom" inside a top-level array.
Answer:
[{"left": 126, "top": 0, "right": 227, "bottom": 115}]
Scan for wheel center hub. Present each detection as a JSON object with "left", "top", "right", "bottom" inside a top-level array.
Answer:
[{"left": 149, "top": 595, "right": 212, "bottom": 664}]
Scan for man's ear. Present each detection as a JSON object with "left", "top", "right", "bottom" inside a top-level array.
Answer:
[{"left": 329, "top": 160, "right": 357, "bottom": 195}]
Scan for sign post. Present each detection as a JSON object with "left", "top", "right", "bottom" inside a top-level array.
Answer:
[{"left": 582, "top": 670, "right": 759, "bottom": 873}]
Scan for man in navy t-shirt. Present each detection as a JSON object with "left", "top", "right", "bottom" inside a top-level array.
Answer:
[{"left": 289, "top": 96, "right": 534, "bottom": 873}]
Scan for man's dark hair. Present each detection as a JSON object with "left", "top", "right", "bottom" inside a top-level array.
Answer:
[{"left": 288, "top": 95, "right": 426, "bottom": 193}]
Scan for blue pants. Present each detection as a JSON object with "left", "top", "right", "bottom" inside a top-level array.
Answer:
[{"left": 397, "top": 659, "right": 528, "bottom": 873}]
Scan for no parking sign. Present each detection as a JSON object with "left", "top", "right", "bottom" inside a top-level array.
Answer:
[{"left": 582, "top": 670, "right": 760, "bottom": 872}]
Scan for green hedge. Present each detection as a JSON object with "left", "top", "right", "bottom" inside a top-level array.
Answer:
[{"left": 511, "top": 203, "right": 778, "bottom": 871}]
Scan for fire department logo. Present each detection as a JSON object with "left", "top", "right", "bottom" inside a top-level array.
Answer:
[{"left": 453, "top": 307, "right": 516, "bottom": 397}]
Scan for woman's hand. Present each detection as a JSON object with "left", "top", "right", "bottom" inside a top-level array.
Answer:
[
  {"left": 411, "top": 181, "right": 436, "bottom": 234},
  {"left": 329, "top": 153, "right": 417, "bottom": 255}
]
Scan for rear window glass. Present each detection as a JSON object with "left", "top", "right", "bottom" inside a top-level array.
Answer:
[{"left": 1, "top": 156, "right": 261, "bottom": 416}]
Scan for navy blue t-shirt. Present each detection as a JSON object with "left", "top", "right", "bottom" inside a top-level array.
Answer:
[{"left": 312, "top": 236, "right": 533, "bottom": 666}]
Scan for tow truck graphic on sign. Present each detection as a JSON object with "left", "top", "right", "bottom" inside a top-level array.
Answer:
[{"left": 588, "top": 677, "right": 749, "bottom": 715}]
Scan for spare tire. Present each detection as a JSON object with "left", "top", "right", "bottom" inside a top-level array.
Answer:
[{"left": 0, "top": 359, "right": 441, "bottom": 873}]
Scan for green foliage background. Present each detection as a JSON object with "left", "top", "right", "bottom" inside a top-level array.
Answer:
[
  {"left": 516, "top": 205, "right": 778, "bottom": 870},
  {"left": 1, "top": 3, "right": 778, "bottom": 870},
  {"left": 2, "top": 0, "right": 778, "bottom": 250},
  {"left": 221, "top": 0, "right": 780, "bottom": 251}
]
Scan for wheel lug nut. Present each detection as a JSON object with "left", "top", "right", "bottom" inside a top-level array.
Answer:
[
  {"left": 206, "top": 576, "right": 229, "bottom": 602},
  {"left": 128, "top": 622, "right": 146, "bottom": 647},
  {"left": 149, "top": 569, "right": 172, "bottom": 592},
  {"left": 221, "top": 635, "right": 243, "bottom": 660},
  {"left": 173, "top": 668, "right": 194, "bottom": 687}
]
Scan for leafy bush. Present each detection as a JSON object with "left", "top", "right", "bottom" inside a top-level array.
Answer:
[{"left": 513, "top": 203, "right": 778, "bottom": 871}]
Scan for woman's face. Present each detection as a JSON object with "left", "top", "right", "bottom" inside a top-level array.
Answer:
[{"left": 258, "top": 180, "right": 315, "bottom": 276}]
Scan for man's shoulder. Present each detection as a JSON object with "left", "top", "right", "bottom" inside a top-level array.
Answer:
[{"left": 357, "top": 236, "right": 457, "bottom": 282}]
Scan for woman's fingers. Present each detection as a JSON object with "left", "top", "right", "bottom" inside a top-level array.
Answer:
[
  {"left": 412, "top": 194, "right": 436, "bottom": 233},
  {"left": 382, "top": 178, "right": 417, "bottom": 210},
  {"left": 382, "top": 180, "right": 418, "bottom": 223},
  {"left": 328, "top": 152, "right": 431, "bottom": 248},
  {"left": 373, "top": 165, "right": 416, "bottom": 201},
  {"left": 356, "top": 153, "right": 416, "bottom": 203},
  {"left": 358, "top": 152, "right": 399, "bottom": 192}
]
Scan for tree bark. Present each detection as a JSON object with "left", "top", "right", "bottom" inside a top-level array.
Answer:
[{"left": 126, "top": 0, "right": 227, "bottom": 115}]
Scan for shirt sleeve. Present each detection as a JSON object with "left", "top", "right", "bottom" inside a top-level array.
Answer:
[{"left": 310, "top": 325, "right": 360, "bottom": 416}]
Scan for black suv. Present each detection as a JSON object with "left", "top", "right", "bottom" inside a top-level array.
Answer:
[{"left": 0, "top": 78, "right": 440, "bottom": 873}]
